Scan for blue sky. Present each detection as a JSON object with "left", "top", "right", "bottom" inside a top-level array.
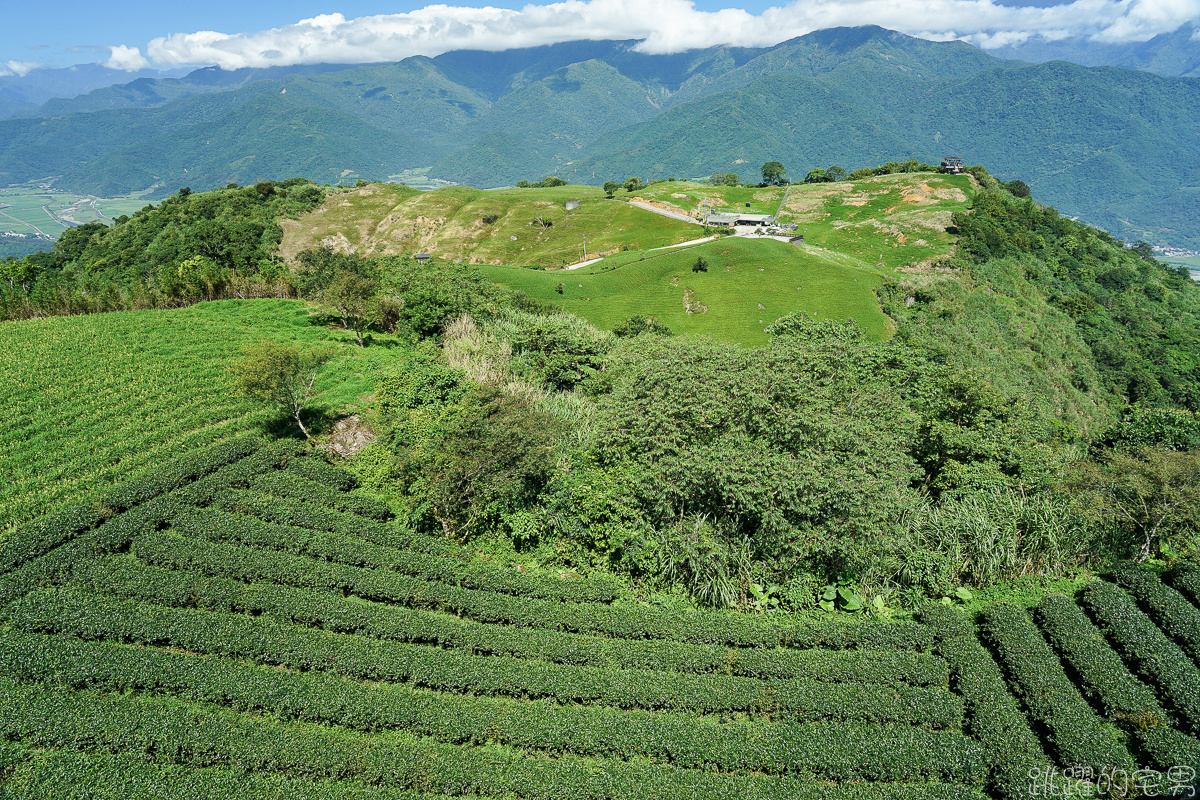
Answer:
[{"left": 4, "top": 0, "right": 1197, "bottom": 73}]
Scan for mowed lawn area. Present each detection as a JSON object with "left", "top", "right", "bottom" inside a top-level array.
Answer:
[{"left": 481, "top": 236, "right": 890, "bottom": 346}]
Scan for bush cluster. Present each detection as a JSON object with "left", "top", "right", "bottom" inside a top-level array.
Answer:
[
  {"left": 1035, "top": 594, "right": 1200, "bottom": 772},
  {"left": 1079, "top": 580, "right": 1200, "bottom": 733},
  {"left": 922, "top": 605, "right": 1051, "bottom": 800},
  {"left": 979, "top": 604, "right": 1134, "bottom": 772},
  {"left": 1109, "top": 562, "right": 1200, "bottom": 664},
  {"left": 0, "top": 676, "right": 989, "bottom": 800},
  {"left": 0, "top": 631, "right": 982, "bottom": 781}
]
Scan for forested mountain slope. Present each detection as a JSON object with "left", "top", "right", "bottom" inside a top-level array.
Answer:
[{"left": 3, "top": 27, "right": 1199, "bottom": 246}]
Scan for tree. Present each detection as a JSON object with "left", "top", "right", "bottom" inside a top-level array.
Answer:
[
  {"left": 603, "top": 182, "right": 620, "bottom": 198},
  {"left": 230, "top": 341, "right": 332, "bottom": 439},
  {"left": 709, "top": 173, "right": 739, "bottom": 187},
  {"left": 692, "top": 256, "right": 709, "bottom": 272},
  {"left": 624, "top": 177, "right": 643, "bottom": 192},
  {"left": 320, "top": 270, "right": 380, "bottom": 346},
  {"left": 826, "top": 166, "right": 847, "bottom": 182},
  {"left": 761, "top": 161, "right": 787, "bottom": 185},
  {"left": 804, "top": 168, "right": 828, "bottom": 184}
]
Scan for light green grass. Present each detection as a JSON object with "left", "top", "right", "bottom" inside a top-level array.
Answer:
[
  {"left": 0, "top": 299, "right": 404, "bottom": 532},
  {"left": 280, "top": 183, "right": 702, "bottom": 268},
  {"left": 0, "top": 184, "right": 150, "bottom": 237},
  {"left": 482, "top": 236, "right": 889, "bottom": 346}
]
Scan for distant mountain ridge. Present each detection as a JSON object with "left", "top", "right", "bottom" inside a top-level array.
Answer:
[{"left": 1, "top": 26, "right": 1198, "bottom": 247}]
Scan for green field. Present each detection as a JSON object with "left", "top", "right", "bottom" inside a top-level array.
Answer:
[
  {"left": 0, "top": 300, "right": 399, "bottom": 532},
  {"left": 0, "top": 184, "right": 151, "bottom": 238},
  {"left": 0, "top": 437, "right": 1196, "bottom": 799},
  {"left": 482, "top": 236, "right": 890, "bottom": 344}
]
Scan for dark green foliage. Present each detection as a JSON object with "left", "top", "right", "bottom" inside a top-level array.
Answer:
[
  {"left": 99, "top": 436, "right": 261, "bottom": 512},
  {"left": 14, "top": 584, "right": 959, "bottom": 726},
  {"left": 167, "top": 504, "right": 620, "bottom": 604},
  {"left": 612, "top": 314, "right": 672, "bottom": 338},
  {"left": 17, "top": 581, "right": 940, "bottom": 687},
  {"left": 250, "top": 470, "right": 391, "bottom": 520},
  {"left": 1109, "top": 562, "right": 1200, "bottom": 663},
  {"left": 979, "top": 604, "right": 1135, "bottom": 772},
  {"left": 1167, "top": 561, "right": 1200, "bottom": 606},
  {"left": 1034, "top": 593, "right": 1200, "bottom": 773},
  {"left": 921, "top": 605, "right": 1051, "bottom": 800},
  {"left": 0, "top": 632, "right": 983, "bottom": 782},
  {"left": 950, "top": 188, "right": 1200, "bottom": 409},
  {"left": 1097, "top": 404, "right": 1200, "bottom": 452},
  {"left": 1079, "top": 580, "right": 1200, "bottom": 732},
  {"left": 692, "top": 256, "right": 708, "bottom": 272},
  {"left": 0, "top": 677, "right": 985, "bottom": 800}
]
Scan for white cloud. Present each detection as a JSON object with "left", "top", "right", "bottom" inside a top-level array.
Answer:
[
  {"left": 104, "top": 45, "right": 151, "bottom": 71},
  {"left": 137, "top": 0, "right": 1200, "bottom": 69},
  {"left": 0, "top": 60, "right": 40, "bottom": 77}
]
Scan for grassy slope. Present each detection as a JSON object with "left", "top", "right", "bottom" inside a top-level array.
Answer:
[
  {"left": 280, "top": 183, "right": 702, "bottom": 267},
  {"left": 281, "top": 173, "right": 972, "bottom": 346},
  {"left": 0, "top": 300, "right": 400, "bottom": 533}
]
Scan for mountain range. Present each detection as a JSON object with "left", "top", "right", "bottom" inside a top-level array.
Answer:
[{"left": 2, "top": 26, "right": 1198, "bottom": 247}]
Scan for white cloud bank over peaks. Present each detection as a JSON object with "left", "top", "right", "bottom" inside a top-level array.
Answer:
[
  {"left": 140, "top": 0, "right": 1200, "bottom": 69},
  {"left": 104, "top": 45, "right": 151, "bottom": 71}
]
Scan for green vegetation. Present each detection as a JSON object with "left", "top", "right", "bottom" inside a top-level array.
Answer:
[
  {"left": 0, "top": 300, "right": 398, "bottom": 532},
  {"left": 4, "top": 154, "right": 1200, "bottom": 798},
  {"left": 1, "top": 440, "right": 1196, "bottom": 798},
  {"left": 481, "top": 237, "right": 889, "bottom": 346},
  {"left": 0, "top": 184, "right": 148, "bottom": 238}
]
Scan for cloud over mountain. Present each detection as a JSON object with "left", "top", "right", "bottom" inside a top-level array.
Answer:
[{"left": 119, "top": 0, "right": 1199, "bottom": 70}]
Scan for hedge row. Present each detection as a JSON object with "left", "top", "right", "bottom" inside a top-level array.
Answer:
[
  {"left": 0, "top": 746, "right": 462, "bottom": 800},
  {"left": 921, "top": 605, "right": 1051, "bottom": 800},
  {"left": 211, "top": 488, "right": 448, "bottom": 554},
  {"left": 0, "top": 631, "right": 984, "bottom": 781},
  {"left": 123, "top": 530, "right": 933, "bottom": 652},
  {"left": 1167, "top": 562, "right": 1200, "bottom": 607},
  {"left": 12, "top": 587, "right": 962, "bottom": 726},
  {"left": 0, "top": 437, "right": 262, "bottom": 575},
  {"left": 283, "top": 456, "right": 360, "bottom": 491},
  {"left": 169, "top": 505, "right": 622, "bottom": 605},
  {"left": 1034, "top": 594, "right": 1167, "bottom": 727},
  {"left": 0, "top": 678, "right": 988, "bottom": 800},
  {"left": 979, "top": 604, "right": 1134, "bottom": 772},
  {"left": 1109, "top": 562, "right": 1200, "bottom": 664},
  {"left": 251, "top": 470, "right": 391, "bottom": 521},
  {"left": 67, "top": 548, "right": 943, "bottom": 686},
  {"left": 1079, "top": 580, "right": 1200, "bottom": 734}
]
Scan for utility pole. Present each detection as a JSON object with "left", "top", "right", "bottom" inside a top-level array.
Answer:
[{"left": 582, "top": 233, "right": 587, "bottom": 260}]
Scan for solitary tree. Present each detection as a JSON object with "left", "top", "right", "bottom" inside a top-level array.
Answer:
[
  {"left": 320, "top": 270, "right": 380, "bottom": 347},
  {"left": 624, "top": 176, "right": 644, "bottom": 192},
  {"left": 603, "top": 181, "right": 620, "bottom": 198},
  {"left": 761, "top": 161, "right": 787, "bottom": 185},
  {"left": 230, "top": 341, "right": 333, "bottom": 439}
]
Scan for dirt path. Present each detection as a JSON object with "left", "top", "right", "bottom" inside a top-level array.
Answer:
[{"left": 628, "top": 200, "right": 702, "bottom": 225}]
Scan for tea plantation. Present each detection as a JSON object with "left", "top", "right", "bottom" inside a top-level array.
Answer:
[{"left": 1, "top": 438, "right": 1198, "bottom": 798}]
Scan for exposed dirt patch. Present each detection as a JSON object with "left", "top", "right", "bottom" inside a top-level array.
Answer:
[
  {"left": 319, "top": 414, "right": 375, "bottom": 459},
  {"left": 683, "top": 288, "right": 707, "bottom": 314},
  {"left": 319, "top": 233, "right": 356, "bottom": 254}
]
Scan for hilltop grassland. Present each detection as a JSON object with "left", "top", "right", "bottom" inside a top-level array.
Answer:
[
  {"left": 280, "top": 173, "right": 972, "bottom": 345},
  {"left": 0, "top": 300, "right": 398, "bottom": 533},
  {"left": 279, "top": 183, "right": 702, "bottom": 268},
  {"left": 480, "top": 237, "right": 890, "bottom": 345}
]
